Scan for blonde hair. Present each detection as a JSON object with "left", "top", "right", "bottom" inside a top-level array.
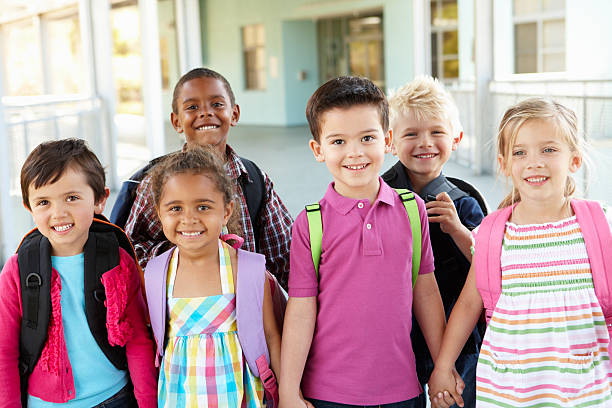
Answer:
[
  {"left": 388, "top": 75, "right": 462, "bottom": 137},
  {"left": 497, "top": 97, "right": 584, "bottom": 209}
]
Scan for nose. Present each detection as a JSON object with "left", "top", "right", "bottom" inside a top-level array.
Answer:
[
  {"left": 180, "top": 207, "right": 198, "bottom": 223},
  {"left": 346, "top": 141, "right": 364, "bottom": 158},
  {"left": 527, "top": 153, "right": 545, "bottom": 169},
  {"left": 51, "top": 202, "right": 68, "bottom": 219},
  {"left": 199, "top": 105, "right": 213, "bottom": 117},
  {"left": 419, "top": 133, "right": 433, "bottom": 148}
]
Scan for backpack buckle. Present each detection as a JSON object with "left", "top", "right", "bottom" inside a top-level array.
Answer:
[
  {"left": 305, "top": 203, "right": 321, "bottom": 212},
  {"left": 93, "top": 288, "right": 106, "bottom": 303},
  {"left": 19, "top": 358, "right": 30, "bottom": 375},
  {"left": 25, "top": 273, "right": 42, "bottom": 288}
]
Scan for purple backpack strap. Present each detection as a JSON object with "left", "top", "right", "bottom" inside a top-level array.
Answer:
[
  {"left": 572, "top": 199, "right": 612, "bottom": 342},
  {"left": 236, "top": 249, "right": 278, "bottom": 407},
  {"left": 475, "top": 205, "right": 515, "bottom": 323},
  {"left": 144, "top": 247, "right": 175, "bottom": 367}
]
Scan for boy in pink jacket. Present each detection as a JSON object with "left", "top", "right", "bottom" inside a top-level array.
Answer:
[{"left": 0, "top": 138, "right": 157, "bottom": 407}]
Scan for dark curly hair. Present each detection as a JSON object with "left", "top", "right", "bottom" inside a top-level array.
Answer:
[
  {"left": 150, "top": 146, "right": 242, "bottom": 237},
  {"left": 172, "top": 67, "right": 235, "bottom": 113}
]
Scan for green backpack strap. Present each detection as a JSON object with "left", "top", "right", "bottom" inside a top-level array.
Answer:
[
  {"left": 305, "top": 189, "right": 421, "bottom": 287},
  {"left": 394, "top": 189, "right": 421, "bottom": 287},
  {"left": 305, "top": 203, "right": 323, "bottom": 279}
]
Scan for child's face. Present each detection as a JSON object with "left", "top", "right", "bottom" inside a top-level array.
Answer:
[
  {"left": 27, "top": 167, "right": 107, "bottom": 257},
  {"left": 499, "top": 119, "right": 581, "bottom": 206},
  {"left": 309, "top": 105, "right": 391, "bottom": 201},
  {"left": 157, "top": 172, "right": 233, "bottom": 257},
  {"left": 171, "top": 77, "right": 240, "bottom": 157},
  {"left": 391, "top": 110, "right": 460, "bottom": 183}
]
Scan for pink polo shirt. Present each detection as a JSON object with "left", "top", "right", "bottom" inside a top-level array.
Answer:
[{"left": 289, "top": 179, "right": 435, "bottom": 405}]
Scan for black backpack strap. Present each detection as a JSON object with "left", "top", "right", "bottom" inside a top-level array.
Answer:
[
  {"left": 18, "top": 232, "right": 52, "bottom": 407},
  {"left": 446, "top": 177, "right": 489, "bottom": 216},
  {"left": 420, "top": 175, "right": 468, "bottom": 202},
  {"left": 239, "top": 157, "right": 266, "bottom": 245}
]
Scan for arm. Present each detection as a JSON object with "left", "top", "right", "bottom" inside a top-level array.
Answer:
[
  {"left": 426, "top": 192, "right": 473, "bottom": 260},
  {"left": 0, "top": 256, "right": 23, "bottom": 407},
  {"left": 428, "top": 264, "right": 483, "bottom": 408},
  {"left": 120, "top": 253, "right": 158, "bottom": 408},
  {"left": 279, "top": 297, "right": 316, "bottom": 408},
  {"left": 255, "top": 174, "right": 293, "bottom": 289},
  {"left": 124, "top": 175, "right": 173, "bottom": 269},
  {"left": 262, "top": 273, "right": 282, "bottom": 378},
  {"left": 412, "top": 272, "right": 446, "bottom": 362}
]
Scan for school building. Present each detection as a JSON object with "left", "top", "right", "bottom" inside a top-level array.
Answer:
[{"left": 1, "top": 0, "right": 611, "bottom": 261}]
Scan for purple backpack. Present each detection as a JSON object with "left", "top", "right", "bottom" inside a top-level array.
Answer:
[
  {"left": 144, "top": 246, "right": 282, "bottom": 406},
  {"left": 474, "top": 199, "right": 612, "bottom": 347}
]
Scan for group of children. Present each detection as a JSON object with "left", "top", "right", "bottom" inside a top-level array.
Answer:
[{"left": 0, "top": 65, "right": 610, "bottom": 408}]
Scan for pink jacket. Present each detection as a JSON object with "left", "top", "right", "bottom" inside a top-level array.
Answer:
[{"left": 0, "top": 248, "right": 158, "bottom": 408}]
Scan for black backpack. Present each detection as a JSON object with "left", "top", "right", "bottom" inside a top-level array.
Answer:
[
  {"left": 17, "top": 215, "right": 139, "bottom": 406},
  {"left": 110, "top": 155, "right": 266, "bottom": 242}
]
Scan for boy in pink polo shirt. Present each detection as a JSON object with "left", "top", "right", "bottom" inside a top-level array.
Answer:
[{"left": 279, "top": 76, "right": 448, "bottom": 408}]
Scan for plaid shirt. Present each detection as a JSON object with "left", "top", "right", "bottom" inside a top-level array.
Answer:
[{"left": 124, "top": 145, "right": 293, "bottom": 288}]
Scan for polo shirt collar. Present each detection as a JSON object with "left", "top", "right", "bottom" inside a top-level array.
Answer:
[{"left": 324, "top": 177, "right": 396, "bottom": 215}]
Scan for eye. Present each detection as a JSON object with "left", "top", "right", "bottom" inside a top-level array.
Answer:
[
  {"left": 543, "top": 147, "right": 557, "bottom": 153},
  {"left": 331, "top": 139, "right": 344, "bottom": 145},
  {"left": 197, "top": 204, "right": 210, "bottom": 211},
  {"left": 432, "top": 130, "right": 446, "bottom": 136},
  {"left": 512, "top": 150, "right": 525, "bottom": 156},
  {"left": 36, "top": 200, "right": 49, "bottom": 207},
  {"left": 212, "top": 102, "right": 225, "bottom": 108},
  {"left": 185, "top": 104, "right": 197, "bottom": 110},
  {"left": 66, "top": 195, "right": 79, "bottom": 202},
  {"left": 362, "top": 135, "right": 375, "bottom": 142},
  {"left": 168, "top": 205, "right": 182, "bottom": 212},
  {"left": 403, "top": 132, "right": 417, "bottom": 138}
]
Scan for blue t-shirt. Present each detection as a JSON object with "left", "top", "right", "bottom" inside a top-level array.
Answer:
[{"left": 28, "top": 253, "right": 127, "bottom": 407}]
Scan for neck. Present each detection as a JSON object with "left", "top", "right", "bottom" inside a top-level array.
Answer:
[
  {"left": 334, "top": 178, "right": 380, "bottom": 204},
  {"left": 176, "top": 240, "right": 220, "bottom": 266},
  {"left": 511, "top": 197, "right": 573, "bottom": 224},
  {"left": 404, "top": 168, "right": 440, "bottom": 195}
]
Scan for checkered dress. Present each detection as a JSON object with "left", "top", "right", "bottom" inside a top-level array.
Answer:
[{"left": 158, "top": 240, "right": 264, "bottom": 407}]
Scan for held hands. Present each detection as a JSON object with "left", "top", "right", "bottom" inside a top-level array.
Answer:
[
  {"left": 428, "top": 366, "right": 465, "bottom": 408},
  {"left": 426, "top": 192, "right": 463, "bottom": 235}
]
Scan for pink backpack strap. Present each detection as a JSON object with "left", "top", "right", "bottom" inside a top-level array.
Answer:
[
  {"left": 571, "top": 199, "right": 612, "bottom": 340},
  {"left": 474, "top": 205, "right": 515, "bottom": 323},
  {"left": 144, "top": 246, "right": 175, "bottom": 367},
  {"left": 236, "top": 249, "right": 279, "bottom": 407}
]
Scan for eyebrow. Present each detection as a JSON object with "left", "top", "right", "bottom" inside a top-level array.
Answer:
[
  {"left": 162, "top": 198, "right": 214, "bottom": 206},
  {"left": 30, "top": 190, "right": 83, "bottom": 201},
  {"left": 324, "top": 129, "right": 379, "bottom": 139}
]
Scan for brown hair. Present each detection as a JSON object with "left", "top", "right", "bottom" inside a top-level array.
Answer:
[
  {"left": 306, "top": 76, "right": 389, "bottom": 142},
  {"left": 172, "top": 67, "right": 235, "bottom": 113},
  {"left": 150, "top": 146, "right": 241, "bottom": 236},
  {"left": 497, "top": 97, "right": 583, "bottom": 209},
  {"left": 20, "top": 138, "right": 106, "bottom": 210}
]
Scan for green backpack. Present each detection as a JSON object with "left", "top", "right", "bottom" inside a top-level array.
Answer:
[{"left": 305, "top": 189, "right": 422, "bottom": 287}]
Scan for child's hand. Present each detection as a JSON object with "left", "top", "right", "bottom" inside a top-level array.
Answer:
[
  {"left": 426, "top": 192, "right": 463, "bottom": 235},
  {"left": 279, "top": 391, "right": 314, "bottom": 408},
  {"left": 428, "top": 366, "right": 465, "bottom": 408}
]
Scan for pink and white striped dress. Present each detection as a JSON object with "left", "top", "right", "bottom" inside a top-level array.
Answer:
[{"left": 475, "top": 212, "right": 612, "bottom": 407}]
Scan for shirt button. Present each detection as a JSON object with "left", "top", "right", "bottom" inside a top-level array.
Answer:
[
  {"left": 357, "top": 202, "right": 364, "bottom": 209},
  {"left": 366, "top": 223, "right": 372, "bottom": 230}
]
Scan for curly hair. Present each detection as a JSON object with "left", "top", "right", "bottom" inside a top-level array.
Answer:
[{"left": 150, "top": 146, "right": 242, "bottom": 237}]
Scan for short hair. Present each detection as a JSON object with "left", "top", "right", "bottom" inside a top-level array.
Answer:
[
  {"left": 20, "top": 138, "right": 106, "bottom": 210},
  {"left": 150, "top": 146, "right": 241, "bottom": 236},
  {"left": 172, "top": 67, "right": 235, "bottom": 113},
  {"left": 388, "top": 75, "right": 462, "bottom": 136},
  {"left": 306, "top": 76, "right": 389, "bottom": 142}
]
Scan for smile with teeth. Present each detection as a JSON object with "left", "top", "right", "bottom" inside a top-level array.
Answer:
[
  {"left": 196, "top": 125, "right": 219, "bottom": 131},
  {"left": 53, "top": 224, "right": 73, "bottom": 232},
  {"left": 344, "top": 164, "right": 368, "bottom": 170},
  {"left": 180, "top": 231, "right": 203, "bottom": 237},
  {"left": 525, "top": 176, "right": 548, "bottom": 183},
  {"left": 415, "top": 153, "right": 437, "bottom": 159}
]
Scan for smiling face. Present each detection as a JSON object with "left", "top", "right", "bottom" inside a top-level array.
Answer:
[
  {"left": 157, "top": 172, "right": 233, "bottom": 257},
  {"left": 28, "top": 167, "right": 106, "bottom": 257},
  {"left": 391, "top": 110, "right": 460, "bottom": 188},
  {"left": 309, "top": 105, "right": 391, "bottom": 202},
  {"left": 171, "top": 77, "right": 240, "bottom": 157},
  {"left": 499, "top": 119, "right": 582, "bottom": 207}
]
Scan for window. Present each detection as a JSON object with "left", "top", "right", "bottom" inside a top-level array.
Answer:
[
  {"left": 430, "top": 0, "right": 459, "bottom": 81},
  {"left": 44, "top": 10, "right": 85, "bottom": 94},
  {"left": 242, "top": 24, "right": 266, "bottom": 90},
  {"left": 2, "top": 19, "right": 44, "bottom": 96},
  {"left": 513, "top": 0, "right": 565, "bottom": 73}
]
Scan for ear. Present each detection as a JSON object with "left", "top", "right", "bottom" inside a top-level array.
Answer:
[
  {"left": 223, "top": 199, "right": 235, "bottom": 226},
  {"left": 569, "top": 151, "right": 582, "bottom": 173},
  {"left": 452, "top": 131, "right": 463, "bottom": 151},
  {"left": 384, "top": 128, "right": 393, "bottom": 154},
  {"left": 230, "top": 104, "right": 240, "bottom": 127},
  {"left": 497, "top": 154, "right": 510, "bottom": 177},
  {"left": 309, "top": 139, "right": 325, "bottom": 162},
  {"left": 94, "top": 187, "right": 110, "bottom": 215},
  {"left": 171, "top": 111, "right": 183, "bottom": 134}
]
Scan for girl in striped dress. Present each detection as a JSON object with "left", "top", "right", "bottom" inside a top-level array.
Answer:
[
  {"left": 148, "top": 147, "right": 281, "bottom": 407},
  {"left": 428, "top": 98, "right": 612, "bottom": 408}
]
